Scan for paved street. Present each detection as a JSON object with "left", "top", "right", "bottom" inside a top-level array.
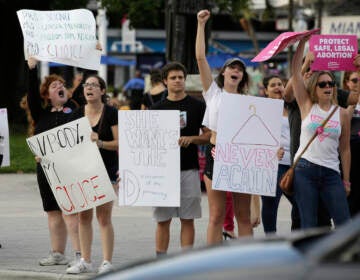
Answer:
[{"left": 0, "top": 173, "right": 292, "bottom": 279}]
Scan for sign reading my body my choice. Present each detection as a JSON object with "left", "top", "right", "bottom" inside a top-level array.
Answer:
[
  {"left": 17, "top": 9, "right": 101, "bottom": 70},
  {"left": 26, "top": 117, "right": 117, "bottom": 214},
  {"left": 310, "top": 35, "right": 358, "bottom": 71}
]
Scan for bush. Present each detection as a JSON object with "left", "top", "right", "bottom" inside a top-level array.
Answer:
[{"left": 0, "top": 132, "right": 36, "bottom": 173}]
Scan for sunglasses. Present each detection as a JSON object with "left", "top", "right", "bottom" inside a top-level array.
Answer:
[
  {"left": 350, "top": 78, "right": 359, "bottom": 83},
  {"left": 317, "top": 81, "right": 336, "bottom": 88}
]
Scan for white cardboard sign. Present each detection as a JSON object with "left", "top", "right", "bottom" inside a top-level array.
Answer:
[
  {"left": 213, "top": 95, "right": 283, "bottom": 197},
  {"left": 17, "top": 9, "right": 101, "bottom": 70},
  {"left": 0, "top": 108, "right": 10, "bottom": 167},
  {"left": 26, "top": 117, "right": 117, "bottom": 214},
  {"left": 118, "top": 110, "right": 180, "bottom": 206}
]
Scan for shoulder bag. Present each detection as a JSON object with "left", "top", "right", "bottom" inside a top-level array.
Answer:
[{"left": 280, "top": 105, "right": 339, "bottom": 195}]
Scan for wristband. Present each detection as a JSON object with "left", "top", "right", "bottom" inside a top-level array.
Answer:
[{"left": 343, "top": 180, "right": 351, "bottom": 188}]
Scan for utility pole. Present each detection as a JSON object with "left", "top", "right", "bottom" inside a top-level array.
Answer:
[
  {"left": 287, "top": 0, "right": 294, "bottom": 77},
  {"left": 97, "top": 2, "right": 107, "bottom": 81}
]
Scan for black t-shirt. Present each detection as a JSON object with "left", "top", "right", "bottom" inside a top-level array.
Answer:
[
  {"left": 288, "top": 88, "right": 349, "bottom": 163},
  {"left": 27, "top": 67, "right": 77, "bottom": 135},
  {"left": 72, "top": 105, "right": 118, "bottom": 179},
  {"left": 151, "top": 95, "right": 206, "bottom": 170},
  {"left": 142, "top": 90, "right": 167, "bottom": 109}
]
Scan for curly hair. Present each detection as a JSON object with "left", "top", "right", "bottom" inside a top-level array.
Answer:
[{"left": 39, "top": 74, "right": 65, "bottom": 107}]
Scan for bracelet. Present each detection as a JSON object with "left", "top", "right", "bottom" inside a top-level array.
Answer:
[
  {"left": 343, "top": 180, "right": 351, "bottom": 188},
  {"left": 97, "top": 140, "right": 103, "bottom": 149}
]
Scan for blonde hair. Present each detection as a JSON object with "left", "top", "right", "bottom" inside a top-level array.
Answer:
[{"left": 305, "top": 71, "right": 337, "bottom": 104}]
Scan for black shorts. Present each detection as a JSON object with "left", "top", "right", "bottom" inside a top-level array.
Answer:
[
  {"left": 204, "top": 144, "right": 215, "bottom": 180},
  {"left": 36, "top": 163, "right": 61, "bottom": 212}
]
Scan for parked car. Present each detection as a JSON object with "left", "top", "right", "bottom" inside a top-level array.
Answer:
[{"left": 95, "top": 214, "right": 360, "bottom": 280}]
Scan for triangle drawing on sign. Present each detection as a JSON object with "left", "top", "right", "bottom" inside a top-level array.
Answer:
[{"left": 231, "top": 105, "right": 279, "bottom": 147}]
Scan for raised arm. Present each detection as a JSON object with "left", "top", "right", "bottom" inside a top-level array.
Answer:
[
  {"left": 196, "top": 9, "right": 213, "bottom": 92},
  {"left": 291, "top": 37, "right": 312, "bottom": 116},
  {"left": 339, "top": 108, "right": 351, "bottom": 195},
  {"left": 26, "top": 57, "right": 43, "bottom": 123}
]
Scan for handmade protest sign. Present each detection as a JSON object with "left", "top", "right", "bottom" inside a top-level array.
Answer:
[
  {"left": 213, "top": 95, "right": 283, "bottom": 197},
  {"left": 26, "top": 117, "right": 117, "bottom": 214},
  {"left": 310, "top": 35, "right": 358, "bottom": 71},
  {"left": 252, "top": 29, "right": 320, "bottom": 62},
  {"left": 118, "top": 110, "right": 180, "bottom": 206},
  {"left": 0, "top": 108, "right": 10, "bottom": 167},
  {"left": 17, "top": 9, "right": 101, "bottom": 70}
]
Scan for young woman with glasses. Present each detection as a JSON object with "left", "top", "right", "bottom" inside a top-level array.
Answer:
[
  {"left": 291, "top": 37, "right": 351, "bottom": 229},
  {"left": 66, "top": 75, "right": 118, "bottom": 275}
]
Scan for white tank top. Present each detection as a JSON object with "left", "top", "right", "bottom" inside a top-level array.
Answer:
[
  {"left": 279, "top": 115, "right": 291, "bottom": 166},
  {"left": 294, "top": 104, "right": 341, "bottom": 173}
]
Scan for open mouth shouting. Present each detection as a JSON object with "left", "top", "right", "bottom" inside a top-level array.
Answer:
[
  {"left": 230, "top": 75, "right": 239, "bottom": 81},
  {"left": 58, "top": 90, "right": 65, "bottom": 98}
]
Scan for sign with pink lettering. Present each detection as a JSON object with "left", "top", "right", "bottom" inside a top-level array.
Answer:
[
  {"left": 17, "top": 9, "right": 101, "bottom": 70},
  {"left": 26, "top": 117, "right": 117, "bottom": 214},
  {"left": 0, "top": 108, "right": 10, "bottom": 168},
  {"left": 310, "top": 35, "right": 358, "bottom": 71},
  {"left": 252, "top": 29, "right": 320, "bottom": 62},
  {"left": 213, "top": 95, "right": 283, "bottom": 196},
  {"left": 118, "top": 110, "right": 180, "bottom": 206}
]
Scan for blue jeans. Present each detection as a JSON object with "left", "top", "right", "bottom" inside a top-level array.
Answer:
[
  {"left": 261, "top": 164, "right": 295, "bottom": 233},
  {"left": 294, "top": 158, "right": 350, "bottom": 229}
]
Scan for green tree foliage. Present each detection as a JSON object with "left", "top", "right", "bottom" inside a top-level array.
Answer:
[
  {"left": 50, "top": 0, "right": 89, "bottom": 10},
  {"left": 100, "top": 0, "right": 164, "bottom": 28}
]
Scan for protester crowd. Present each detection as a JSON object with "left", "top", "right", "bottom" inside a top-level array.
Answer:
[{"left": 10, "top": 8, "right": 360, "bottom": 276}]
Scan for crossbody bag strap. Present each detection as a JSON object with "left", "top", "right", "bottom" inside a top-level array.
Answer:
[{"left": 292, "top": 105, "right": 339, "bottom": 168}]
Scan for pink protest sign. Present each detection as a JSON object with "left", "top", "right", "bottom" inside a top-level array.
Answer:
[
  {"left": 251, "top": 29, "right": 320, "bottom": 62},
  {"left": 309, "top": 35, "right": 358, "bottom": 71}
]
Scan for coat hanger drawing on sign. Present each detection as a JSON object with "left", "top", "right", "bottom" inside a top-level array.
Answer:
[{"left": 231, "top": 104, "right": 279, "bottom": 146}]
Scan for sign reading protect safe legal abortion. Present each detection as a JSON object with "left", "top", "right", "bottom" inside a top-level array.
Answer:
[
  {"left": 118, "top": 111, "right": 180, "bottom": 206},
  {"left": 310, "top": 35, "right": 358, "bottom": 71},
  {"left": 26, "top": 117, "right": 117, "bottom": 214},
  {"left": 17, "top": 9, "right": 101, "bottom": 70},
  {"left": 213, "top": 95, "right": 283, "bottom": 197}
]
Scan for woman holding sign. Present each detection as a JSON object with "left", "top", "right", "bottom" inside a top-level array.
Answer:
[
  {"left": 291, "top": 36, "right": 351, "bottom": 229},
  {"left": 66, "top": 74, "right": 118, "bottom": 275},
  {"left": 196, "top": 9, "right": 253, "bottom": 244},
  {"left": 26, "top": 58, "right": 81, "bottom": 267}
]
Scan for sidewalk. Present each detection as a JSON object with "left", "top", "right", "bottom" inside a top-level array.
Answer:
[{"left": 0, "top": 174, "right": 292, "bottom": 280}]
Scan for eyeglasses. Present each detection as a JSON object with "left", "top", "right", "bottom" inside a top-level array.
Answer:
[
  {"left": 82, "top": 83, "right": 100, "bottom": 88},
  {"left": 350, "top": 78, "right": 359, "bottom": 83},
  {"left": 317, "top": 81, "right": 336, "bottom": 88}
]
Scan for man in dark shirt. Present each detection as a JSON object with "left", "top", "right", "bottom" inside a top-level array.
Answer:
[{"left": 151, "top": 62, "right": 210, "bottom": 256}]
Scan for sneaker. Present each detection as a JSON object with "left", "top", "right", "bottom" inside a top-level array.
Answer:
[
  {"left": 66, "top": 258, "right": 95, "bottom": 274},
  {"left": 67, "top": 251, "right": 81, "bottom": 267},
  {"left": 39, "top": 251, "right": 68, "bottom": 266},
  {"left": 98, "top": 260, "right": 114, "bottom": 275}
]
